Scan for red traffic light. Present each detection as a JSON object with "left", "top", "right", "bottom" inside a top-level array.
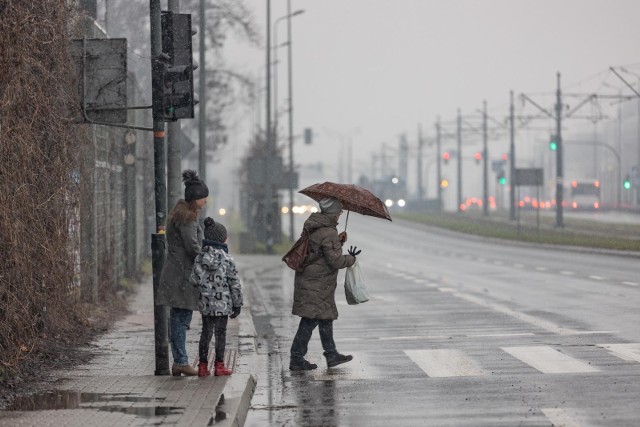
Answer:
[
  {"left": 442, "top": 152, "right": 450, "bottom": 160},
  {"left": 474, "top": 152, "right": 482, "bottom": 161},
  {"left": 501, "top": 153, "right": 508, "bottom": 161}
]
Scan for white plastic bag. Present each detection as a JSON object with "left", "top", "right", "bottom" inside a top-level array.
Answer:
[{"left": 344, "top": 259, "right": 369, "bottom": 305}]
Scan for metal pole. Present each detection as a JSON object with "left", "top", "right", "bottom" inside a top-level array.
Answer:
[
  {"left": 150, "top": 0, "right": 170, "bottom": 376},
  {"left": 482, "top": 100, "right": 488, "bottom": 216},
  {"left": 417, "top": 124, "right": 424, "bottom": 201},
  {"left": 167, "top": 0, "right": 181, "bottom": 211},
  {"left": 287, "top": 0, "right": 295, "bottom": 242},
  {"left": 198, "top": 0, "right": 206, "bottom": 191},
  {"left": 265, "top": 0, "right": 274, "bottom": 250},
  {"left": 555, "top": 72, "right": 564, "bottom": 227},
  {"left": 509, "top": 90, "right": 516, "bottom": 220},
  {"left": 436, "top": 117, "right": 442, "bottom": 211},
  {"left": 457, "top": 108, "right": 462, "bottom": 212}
]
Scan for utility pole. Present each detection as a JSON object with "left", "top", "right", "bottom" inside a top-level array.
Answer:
[
  {"left": 167, "top": 0, "right": 181, "bottom": 211},
  {"left": 198, "top": 0, "right": 206, "bottom": 190},
  {"left": 555, "top": 72, "right": 564, "bottom": 227},
  {"left": 482, "top": 100, "right": 488, "bottom": 216},
  {"left": 436, "top": 117, "right": 442, "bottom": 210},
  {"left": 417, "top": 124, "right": 424, "bottom": 201},
  {"left": 509, "top": 90, "right": 516, "bottom": 221},
  {"left": 150, "top": 0, "right": 170, "bottom": 376},
  {"left": 457, "top": 109, "right": 462, "bottom": 212}
]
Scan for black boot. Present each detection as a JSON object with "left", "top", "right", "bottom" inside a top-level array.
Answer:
[
  {"left": 289, "top": 358, "right": 318, "bottom": 371},
  {"left": 325, "top": 352, "right": 353, "bottom": 368}
]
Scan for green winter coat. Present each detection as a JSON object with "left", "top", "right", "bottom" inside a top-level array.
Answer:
[
  {"left": 157, "top": 219, "right": 203, "bottom": 310},
  {"left": 292, "top": 212, "right": 355, "bottom": 320}
]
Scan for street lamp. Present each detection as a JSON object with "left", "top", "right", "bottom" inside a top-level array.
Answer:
[
  {"left": 273, "top": 9, "right": 304, "bottom": 145},
  {"left": 274, "top": 3, "right": 304, "bottom": 242}
]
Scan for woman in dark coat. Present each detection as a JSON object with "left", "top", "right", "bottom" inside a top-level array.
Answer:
[
  {"left": 158, "top": 170, "right": 208, "bottom": 376},
  {"left": 289, "top": 197, "right": 361, "bottom": 371}
]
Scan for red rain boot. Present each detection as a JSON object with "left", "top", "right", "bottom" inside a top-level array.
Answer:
[
  {"left": 214, "top": 360, "right": 232, "bottom": 376},
  {"left": 198, "top": 361, "right": 211, "bottom": 377}
]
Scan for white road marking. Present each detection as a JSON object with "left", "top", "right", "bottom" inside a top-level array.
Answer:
[
  {"left": 622, "top": 281, "right": 639, "bottom": 287},
  {"left": 404, "top": 349, "right": 485, "bottom": 377},
  {"left": 454, "top": 292, "right": 582, "bottom": 335},
  {"left": 541, "top": 408, "right": 581, "bottom": 427},
  {"left": 379, "top": 335, "right": 447, "bottom": 341},
  {"left": 501, "top": 346, "right": 599, "bottom": 373},
  {"left": 438, "top": 287, "right": 457, "bottom": 293},
  {"left": 597, "top": 343, "right": 640, "bottom": 363},
  {"left": 560, "top": 271, "right": 575, "bottom": 276},
  {"left": 413, "top": 279, "right": 426, "bottom": 283},
  {"left": 588, "top": 275, "right": 604, "bottom": 280},
  {"left": 468, "top": 333, "right": 535, "bottom": 338},
  {"left": 312, "top": 352, "right": 375, "bottom": 381},
  {"left": 425, "top": 283, "right": 439, "bottom": 288},
  {"left": 535, "top": 266, "right": 548, "bottom": 271}
]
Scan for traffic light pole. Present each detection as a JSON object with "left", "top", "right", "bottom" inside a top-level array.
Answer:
[
  {"left": 150, "top": 0, "right": 170, "bottom": 376},
  {"left": 167, "top": 0, "right": 182, "bottom": 212},
  {"left": 456, "top": 109, "right": 462, "bottom": 212},
  {"left": 509, "top": 91, "right": 516, "bottom": 221}
]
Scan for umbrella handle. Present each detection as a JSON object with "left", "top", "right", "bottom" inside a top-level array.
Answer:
[{"left": 344, "top": 210, "right": 350, "bottom": 232}]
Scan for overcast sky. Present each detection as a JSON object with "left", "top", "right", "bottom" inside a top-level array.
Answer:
[{"left": 216, "top": 0, "right": 640, "bottom": 208}]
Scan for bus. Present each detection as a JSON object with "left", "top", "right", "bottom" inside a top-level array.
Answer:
[{"left": 569, "top": 180, "right": 600, "bottom": 211}]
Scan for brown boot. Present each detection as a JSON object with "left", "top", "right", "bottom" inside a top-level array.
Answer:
[{"left": 172, "top": 364, "right": 198, "bottom": 376}]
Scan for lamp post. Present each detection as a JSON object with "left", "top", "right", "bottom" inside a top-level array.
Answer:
[{"left": 274, "top": 3, "right": 304, "bottom": 242}]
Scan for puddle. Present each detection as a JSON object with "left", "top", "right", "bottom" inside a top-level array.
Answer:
[{"left": 7, "top": 390, "right": 180, "bottom": 418}]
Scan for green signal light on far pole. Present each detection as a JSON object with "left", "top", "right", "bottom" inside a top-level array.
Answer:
[
  {"left": 549, "top": 141, "right": 557, "bottom": 151},
  {"left": 499, "top": 176, "right": 507, "bottom": 185}
]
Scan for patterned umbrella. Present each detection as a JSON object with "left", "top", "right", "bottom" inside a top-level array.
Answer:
[{"left": 299, "top": 182, "right": 392, "bottom": 222}]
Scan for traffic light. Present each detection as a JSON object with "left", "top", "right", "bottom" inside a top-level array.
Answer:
[
  {"left": 549, "top": 134, "right": 558, "bottom": 151},
  {"left": 442, "top": 151, "right": 450, "bottom": 165},
  {"left": 623, "top": 174, "right": 631, "bottom": 190},
  {"left": 497, "top": 171, "right": 506, "bottom": 185},
  {"left": 440, "top": 178, "right": 449, "bottom": 189},
  {"left": 153, "top": 11, "right": 198, "bottom": 121},
  {"left": 474, "top": 152, "right": 482, "bottom": 164},
  {"left": 501, "top": 153, "right": 508, "bottom": 161}
]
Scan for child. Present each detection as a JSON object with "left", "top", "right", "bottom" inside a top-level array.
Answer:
[{"left": 190, "top": 217, "right": 243, "bottom": 377}]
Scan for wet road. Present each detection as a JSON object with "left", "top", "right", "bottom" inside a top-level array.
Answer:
[{"left": 242, "top": 217, "right": 640, "bottom": 426}]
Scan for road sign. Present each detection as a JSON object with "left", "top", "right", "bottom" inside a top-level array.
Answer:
[{"left": 514, "top": 168, "right": 544, "bottom": 186}]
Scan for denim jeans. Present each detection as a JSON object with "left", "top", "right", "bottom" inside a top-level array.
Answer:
[
  {"left": 170, "top": 307, "right": 193, "bottom": 365},
  {"left": 290, "top": 317, "right": 337, "bottom": 360},
  {"left": 198, "top": 315, "right": 229, "bottom": 363}
]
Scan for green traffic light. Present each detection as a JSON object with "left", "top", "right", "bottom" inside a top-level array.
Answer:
[
  {"left": 549, "top": 141, "right": 557, "bottom": 151},
  {"left": 499, "top": 177, "right": 507, "bottom": 185},
  {"left": 623, "top": 180, "right": 631, "bottom": 190}
]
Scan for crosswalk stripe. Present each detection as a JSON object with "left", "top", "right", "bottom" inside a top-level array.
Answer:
[
  {"left": 501, "top": 346, "right": 599, "bottom": 373},
  {"left": 404, "top": 349, "right": 485, "bottom": 377},
  {"left": 312, "top": 353, "right": 375, "bottom": 381},
  {"left": 541, "top": 408, "right": 581, "bottom": 427},
  {"left": 597, "top": 343, "right": 640, "bottom": 363}
]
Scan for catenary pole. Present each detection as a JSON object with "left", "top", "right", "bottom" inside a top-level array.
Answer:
[
  {"left": 482, "top": 100, "right": 488, "bottom": 216},
  {"left": 457, "top": 108, "right": 462, "bottom": 212},
  {"left": 436, "top": 117, "right": 442, "bottom": 210},
  {"left": 555, "top": 72, "right": 564, "bottom": 227}
]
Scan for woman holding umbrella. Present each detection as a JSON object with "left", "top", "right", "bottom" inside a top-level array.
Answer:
[{"left": 289, "top": 196, "right": 361, "bottom": 371}]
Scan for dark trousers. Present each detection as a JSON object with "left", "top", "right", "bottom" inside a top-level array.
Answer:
[
  {"left": 199, "top": 315, "right": 228, "bottom": 363},
  {"left": 290, "top": 317, "right": 337, "bottom": 360}
]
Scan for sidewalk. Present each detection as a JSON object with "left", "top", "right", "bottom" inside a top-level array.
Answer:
[{"left": 0, "top": 254, "right": 275, "bottom": 427}]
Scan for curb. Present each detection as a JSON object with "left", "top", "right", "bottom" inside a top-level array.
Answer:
[{"left": 216, "top": 374, "right": 257, "bottom": 427}]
